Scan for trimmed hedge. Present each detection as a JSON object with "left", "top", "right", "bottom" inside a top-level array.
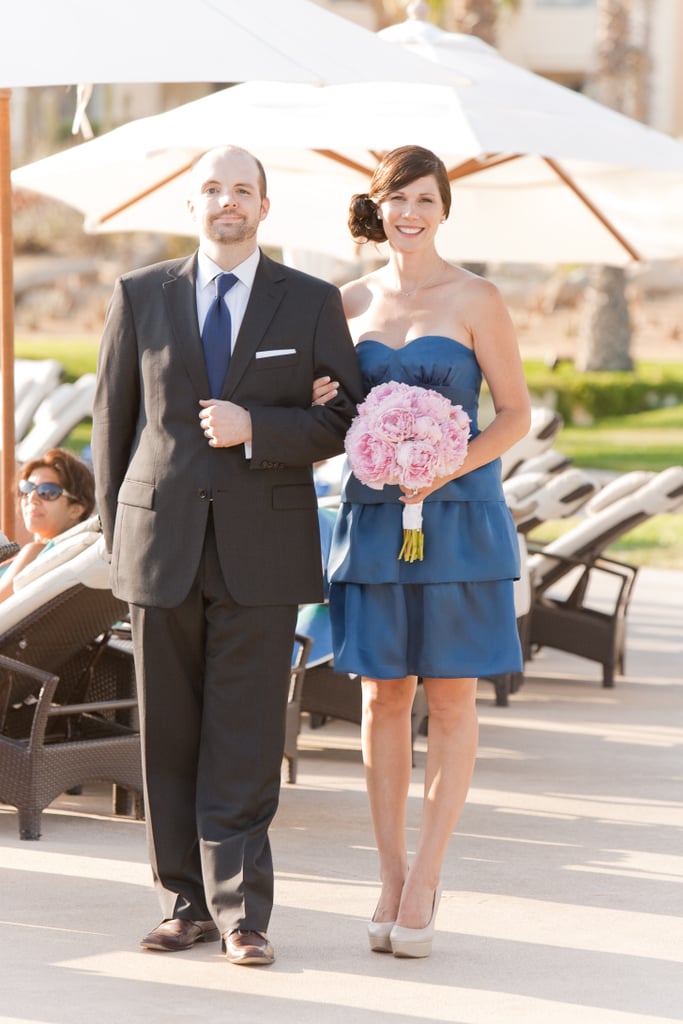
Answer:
[{"left": 523, "top": 360, "right": 683, "bottom": 424}]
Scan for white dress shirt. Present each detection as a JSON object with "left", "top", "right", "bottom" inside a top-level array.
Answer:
[
  {"left": 196, "top": 247, "right": 261, "bottom": 354},
  {"left": 196, "top": 247, "right": 261, "bottom": 456}
]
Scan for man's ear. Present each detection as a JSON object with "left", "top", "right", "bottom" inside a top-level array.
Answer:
[{"left": 260, "top": 196, "right": 270, "bottom": 222}]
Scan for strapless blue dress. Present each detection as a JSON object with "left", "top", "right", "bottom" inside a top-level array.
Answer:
[{"left": 328, "top": 336, "right": 522, "bottom": 679}]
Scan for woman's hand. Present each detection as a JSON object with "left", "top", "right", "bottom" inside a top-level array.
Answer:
[
  {"left": 399, "top": 473, "right": 453, "bottom": 504},
  {"left": 312, "top": 376, "right": 338, "bottom": 407}
]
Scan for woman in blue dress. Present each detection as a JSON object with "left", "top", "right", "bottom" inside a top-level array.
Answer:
[{"left": 315, "top": 146, "right": 530, "bottom": 958}]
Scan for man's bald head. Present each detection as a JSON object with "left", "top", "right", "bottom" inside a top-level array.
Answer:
[{"left": 190, "top": 146, "right": 267, "bottom": 200}]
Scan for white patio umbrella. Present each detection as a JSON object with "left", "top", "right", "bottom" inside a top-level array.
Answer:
[
  {"left": 10, "top": 12, "right": 683, "bottom": 535},
  {"left": 13, "top": 47, "right": 683, "bottom": 263},
  {"left": 0, "top": 0, "right": 458, "bottom": 534}
]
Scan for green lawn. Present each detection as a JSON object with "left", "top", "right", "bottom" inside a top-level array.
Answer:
[
  {"left": 15, "top": 339, "right": 683, "bottom": 568},
  {"left": 555, "top": 406, "right": 683, "bottom": 473},
  {"left": 15, "top": 337, "right": 99, "bottom": 382}
]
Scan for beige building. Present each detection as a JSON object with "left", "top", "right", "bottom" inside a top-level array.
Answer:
[
  {"left": 495, "top": 0, "right": 683, "bottom": 137},
  {"left": 319, "top": 0, "right": 683, "bottom": 137}
]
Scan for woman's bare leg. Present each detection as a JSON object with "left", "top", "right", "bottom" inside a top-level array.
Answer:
[
  {"left": 396, "top": 676, "right": 478, "bottom": 929},
  {"left": 361, "top": 675, "right": 417, "bottom": 922}
]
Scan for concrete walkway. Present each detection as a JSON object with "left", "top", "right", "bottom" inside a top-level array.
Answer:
[{"left": 2, "top": 567, "right": 682, "bottom": 1024}]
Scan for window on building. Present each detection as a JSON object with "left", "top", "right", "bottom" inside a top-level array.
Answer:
[{"left": 535, "top": 1, "right": 595, "bottom": 7}]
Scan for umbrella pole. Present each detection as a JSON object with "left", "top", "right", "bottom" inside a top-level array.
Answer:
[{"left": 0, "top": 89, "right": 16, "bottom": 540}]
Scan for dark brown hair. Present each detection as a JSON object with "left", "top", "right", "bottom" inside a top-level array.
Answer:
[
  {"left": 348, "top": 145, "right": 451, "bottom": 243},
  {"left": 19, "top": 448, "right": 95, "bottom": 521}
]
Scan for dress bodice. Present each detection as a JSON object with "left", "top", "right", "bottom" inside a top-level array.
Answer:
[
  {"left": 356, "top": 336, "right": 481, "bottom": 425},
  {"left": 342, "top": 335, "right": 502, "bottom": 507}
]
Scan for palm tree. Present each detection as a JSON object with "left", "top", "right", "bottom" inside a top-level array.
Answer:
[
  {"left": 449, "top": 0, "right": 519, "bottom": 44},
  {"left": 369, "top": 0, "right": 412, "bottom": 30},
  {"left": 578, "top": 0, "right": 652, "bottom": 372},
  {"left": 450, "top": 0, "right": 498, "bottom": 44}
]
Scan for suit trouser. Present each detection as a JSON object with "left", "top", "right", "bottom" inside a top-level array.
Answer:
[{"left": 130, "top": 515, "right": 297, "bottom": 934}]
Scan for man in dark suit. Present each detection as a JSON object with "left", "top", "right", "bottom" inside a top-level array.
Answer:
[{"left": 92, "top": 145, "right": 362, "bottom": 966}]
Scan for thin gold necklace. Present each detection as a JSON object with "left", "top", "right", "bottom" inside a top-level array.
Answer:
[{"left": 393, "top": 259, "right": 447, "bottom": 297}]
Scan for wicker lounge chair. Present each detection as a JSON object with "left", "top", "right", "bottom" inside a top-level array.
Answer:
[
  {"left": 0, "top": 519, "right": 141, "bottom": 839},
  {"left": 526, "top": 466, "right": 683, "bottom": 687},
  {"left": 283, "top": 632, "right": 314, "bottom": 784}
]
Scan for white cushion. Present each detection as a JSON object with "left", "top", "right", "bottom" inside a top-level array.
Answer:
[
  {"left": 528, "top": 466, "right": 683, "bottom": 585},
  {"left": 11, "top": 515, "right": 101, "bottom": 592},
  {"left": 0, "top": 536, "right": 113, "bottom": 636}
]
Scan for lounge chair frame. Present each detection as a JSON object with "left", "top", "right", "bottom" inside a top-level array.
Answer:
[
  {"left": 0, "top": 582, "right": 142, "bottom": 840},
  {"left": 527, "top": 548, "right": 638, "bottom": 687}
]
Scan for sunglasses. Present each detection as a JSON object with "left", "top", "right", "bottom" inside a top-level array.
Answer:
[{"left": 18, "top": 479, "right": 77, "bottom": 502}]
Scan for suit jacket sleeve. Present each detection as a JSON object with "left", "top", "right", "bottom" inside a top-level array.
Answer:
[
  {"left": 91, "top": 277, "right": 141, "bottom": 554},
  {"left": 247, "top": 284, "right": 363, "bottom": 468}
]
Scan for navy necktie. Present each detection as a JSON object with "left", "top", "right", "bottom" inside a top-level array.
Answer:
[{"left": 202, "top": 272, "right": 238, "bottom": 396}]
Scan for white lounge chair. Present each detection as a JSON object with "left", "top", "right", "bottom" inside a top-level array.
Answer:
[
  {"left": 2, "top": 358, "right": 63, "bottom": 443},
  {"left": 526, "top": 466, "right": 683, "bottom": 687},
  {"left": 505, "top": 466, "right": 599, "bottom": 534},
  {"left": 15, "top": 373, "right": 96, "bottom": 463},
  {"left": 500, "top": 406, "right": 564, "bottom": 480}
]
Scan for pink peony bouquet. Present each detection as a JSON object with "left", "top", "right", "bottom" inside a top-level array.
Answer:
[{"left": 345, "top": 382, "right": 471, "bottom": 562}]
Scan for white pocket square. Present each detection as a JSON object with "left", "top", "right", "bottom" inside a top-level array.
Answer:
[{"left": 255, "top": 348, "right": 297, "bottom": 359}]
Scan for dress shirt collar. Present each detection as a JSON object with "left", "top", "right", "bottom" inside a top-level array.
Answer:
[{"left": 197, "top": 247, "right": 261, "bottom": 294}]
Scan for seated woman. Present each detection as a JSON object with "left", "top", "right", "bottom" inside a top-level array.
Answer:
[{"left": 0, "top": 448, "right": 95, "bottom": 604}]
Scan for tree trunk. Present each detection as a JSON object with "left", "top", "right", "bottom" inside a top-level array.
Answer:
[
  {"left": 450, "top": 0, "right": 498, "bottom": 45},
  {"left": 576, "top": 266, "right": 633, "bottom": 371},
  {"left": 578, "top": 0, "right": 649, "bottom": 372},
  {"left": 369, "top": 0, "right": 409, "bottom": 30}
]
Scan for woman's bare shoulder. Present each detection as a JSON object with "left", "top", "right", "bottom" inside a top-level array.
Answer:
[{"left": 340, "top": 272, "right": 379, "bottom": 319}]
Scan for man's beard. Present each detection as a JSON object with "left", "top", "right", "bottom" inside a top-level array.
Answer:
[{"left": 206, "top": 215, "right": 258, "bottom": 245}]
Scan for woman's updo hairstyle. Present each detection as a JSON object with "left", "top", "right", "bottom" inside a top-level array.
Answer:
[
  {"left": 348, "top": 193, "right": 386, "bottom": 243},
  {"left": 348, "top": 145, "right": 451, "bottom": 244}
]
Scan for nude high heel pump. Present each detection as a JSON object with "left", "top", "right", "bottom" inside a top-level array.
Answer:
[
  {"left": 390, "top": 885, "right": 442, "bottom": 959},
  {"left": 368, "top": 917, "right": 395, "bottom": 953}
]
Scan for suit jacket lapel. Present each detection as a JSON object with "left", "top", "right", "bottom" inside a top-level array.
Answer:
[
  {"left": 163, "top": 252, "right": 210, "bottom": 396},
  {"left": 224, "top": 252, "right": 286, "bottom": 397}
]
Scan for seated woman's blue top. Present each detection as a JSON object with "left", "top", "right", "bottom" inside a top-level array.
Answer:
[
  {"left": 328, "top": 336, "right": 520, "bottom": 585},
  {"left": 0, "top": 538, "right": 56, "bottom": 581}
]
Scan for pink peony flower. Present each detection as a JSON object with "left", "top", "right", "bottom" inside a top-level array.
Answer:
[
  {"left": 344, "top": 382, "right": 471, "bottom": 561},
  {"left": 374, "top": 407, "right": 417, "bottom": 445},
  {"left": 413, "top": 415, "right": 443, "bottom": 446},
  {"left": 396, "top": 439, "right": 439, "bottom": 490},
  {"left": 344, "top": 419, "right": 398, "bottom": 490}
]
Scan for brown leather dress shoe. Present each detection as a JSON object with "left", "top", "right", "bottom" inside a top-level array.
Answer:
[
  {"left": 222, "top": 929, "right": 275, "bottom": 966},
  {"left": 141, "top": 918, "right": 220, "bottom": 951}
]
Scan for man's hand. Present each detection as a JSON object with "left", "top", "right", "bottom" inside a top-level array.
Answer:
[{"left": 199, "top": 399, "right": 252, "bottom": 447}]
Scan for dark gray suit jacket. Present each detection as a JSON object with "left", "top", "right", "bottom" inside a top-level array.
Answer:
[{"left": 92, "top": 249, "right": 362, "bottom": 609}]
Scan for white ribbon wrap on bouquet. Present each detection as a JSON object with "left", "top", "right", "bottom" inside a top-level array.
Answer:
[
  {"left": 399, "top": 500, "right": 426, "bottom": 561},
  {"left": 402, "top": 500, "right": 424, "bottom": 532}
]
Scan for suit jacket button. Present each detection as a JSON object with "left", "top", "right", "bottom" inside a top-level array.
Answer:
[{"left": 198, "top": 489, "right": 208, "bottom": 499}]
